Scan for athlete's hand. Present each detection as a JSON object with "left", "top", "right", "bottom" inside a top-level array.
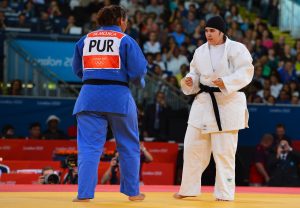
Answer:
[
  {"left": 184, "top": 77, "right": 193, "bottom": 87},
  {"left": 212, "top": 78, "right": 225, "bottom": 88}
]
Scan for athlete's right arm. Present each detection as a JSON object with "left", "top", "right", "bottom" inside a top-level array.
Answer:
[{"left": 72, "top": 37, "right": 85, "bottom": 79}]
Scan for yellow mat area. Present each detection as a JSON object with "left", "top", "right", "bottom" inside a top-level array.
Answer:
[{"left": 0, "top": 192, "right": 299, "bottom": 208}]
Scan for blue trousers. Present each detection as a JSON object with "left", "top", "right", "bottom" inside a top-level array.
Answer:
[{"left": 76, "top": 108, "right": 140, "bottom": 198}]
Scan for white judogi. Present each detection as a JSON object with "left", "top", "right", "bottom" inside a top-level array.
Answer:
[{"left": 179, "top": 38, "right": 254, "bottom": 200}]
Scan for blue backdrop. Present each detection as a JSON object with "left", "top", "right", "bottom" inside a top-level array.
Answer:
[
  {"left": 0, "top": 96, "right": 299, "bottom": 146},
  {"left": 14, "top": 40, "right": 80, "bottom": 82}
]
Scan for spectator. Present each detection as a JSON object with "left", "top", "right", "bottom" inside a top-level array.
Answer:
[
  {"left": 277, "top": 59, "right": 298, "bottom": 84},
  {"left": 261, "top": 29, "right": 273, "bottom": 49},
  {"left": 145, "top": 53, "right": 157, "bottom": 72},
  {"left": 1, "top": 124, "right": 15, "bottom": 139},
  {"left": 152, "top": 65, "right": 167, "bottom": 79},
  {"left": 0, "top": 11, "right": 6, "bottom": 29},
  {"left": 252, "top": 62, "right": 264, "bottom": 88},
  {"left": 249, "top": 134, "right": 273, "bottom": 186},
  {"left": 8, "top": 79, "right": 23, "bottom": 96},
  {"left": 291, "top": 95, "right": 300, "bottom": 105},
  {"left": 26, "top": 122, "right": 42, "bottom": 140},
  {"left": 176, "top": 64, "right": 189, "bottom": 84},
  {"left": 295, "top": 52, "right": 300, "bottom": 77},
  {"left": 48, "top": 0, "right": 62, "bottom": 19},
  {"left": 256, "top": 79, "right": 269, "bottom": 98},
  {"left": 0, "top": 0, "right": 14, "bottom": 13},
  {"left": 169, "top": 23, "right": 186, "bottom": 46},
  {"left": 43, "top": 115, "right": 67, "bottom": 140},
  {"left": 13, "top": 13, "right": 31, "bottom": 30},
  {"left": 38, "top": 11, "right": 54, "bottom": 33},
  {"left": 260, "top": 55, "right": 272, "bottom": 78},
  {"left": 192, "top": 20, "right": 205, "bottom": 43},
  {"left": 166, "top": 46, "right": 189, "bottom": 75},
  {"left": 270, "top": 74, "right": 283, "bottom": 98},
  {"left": 272, "top": 123, "right": 292, "bottom": 150},
  {"left": 267, "top": 140, "right": 300, "bottom": 187},
  {"left": 143, "top": 32, "right": 161, "bottom": 54},
  {"left": 22, "top": 0, "right": 37, "bottom": 19},
  {"left": 266, "top": 95, "right": 276, "bottom": 105},
  {"left": 225, "top": 4, "right": 243, "bottom": 24},
  {"left": 143, "top": 91, "right": 171, "bottom": 141},
  {"left": 281, "top": 44, "right": 293, "bottom": 61},
  {"left": 153, "top": 52, "right": 167, "bottom": 72},
  {"left": 145, "top": 0, "right": 163, "bottom": 17},
  {"left": 276, "top": 89, "right": 291, "bottom": 104},
  {"left": 182, "top": 11, "right": 199, "bottom": 35},
  {"left": 125, "top": 19, "right": 139, "bottom": 41},
  {"left": 83, "top": 12, "right": 97, "bottom": 34},
  {"left": 267, "top": 48, "right": 279, "bottom": 71},
  {"left": 62, "top": 15, "right": 81, "bottom": 35},
  {"left": 289, "top": 80, "right": 300, "bottom": 97}
]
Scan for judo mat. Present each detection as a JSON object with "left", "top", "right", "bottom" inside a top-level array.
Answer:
[{"left": 0, "top": 185, "right": 299, "bottom": 208}]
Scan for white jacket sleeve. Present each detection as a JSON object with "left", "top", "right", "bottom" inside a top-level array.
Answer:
[
  {"left": 221, "top": 43, "right": 254, "bottom": 95},
  {"left": 180, "top": 50, "right": 200, "bottom": 95}
]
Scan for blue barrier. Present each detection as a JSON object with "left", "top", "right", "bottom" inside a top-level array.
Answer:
[
  {"left": 0, "top": 96, "right": 76, "bottom": 138},
  {"left": 240, "top": 104, "right": 300, "bottom": 145},
  {"left": 0, "top": 96, "right": 299, "bottom": 145}
]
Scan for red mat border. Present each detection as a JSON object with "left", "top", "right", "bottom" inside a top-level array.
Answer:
[{"left": 0, "top": 185, "right": 299, "bottom": 194}]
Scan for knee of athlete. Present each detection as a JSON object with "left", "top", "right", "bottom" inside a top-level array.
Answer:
[{"left": 213, "top": 150, "right": 235, "bottom": 161}]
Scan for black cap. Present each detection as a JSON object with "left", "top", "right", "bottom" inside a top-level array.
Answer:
[{"left": 205, "top": 16, "right": 226, "bottom": 34}]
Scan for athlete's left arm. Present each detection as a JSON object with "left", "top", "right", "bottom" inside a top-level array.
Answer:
[
  {"left": 220, "top": 43, "right": 254, "bottom": 95},
  {"left": 124, "top": 37, "right": 148, "bottom": 87}
]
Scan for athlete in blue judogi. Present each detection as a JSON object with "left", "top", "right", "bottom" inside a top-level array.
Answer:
[{"left": 71, "top": 5, "right": 147, "bottom": 202}]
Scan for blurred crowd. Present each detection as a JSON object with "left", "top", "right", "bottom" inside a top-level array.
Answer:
[{"left": 0, "top": 0, "right": 299, "bottom": 105}]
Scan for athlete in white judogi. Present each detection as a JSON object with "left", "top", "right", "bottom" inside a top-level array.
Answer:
[{"left": 174, "top": 16, "right": 254, "bottom": 201}]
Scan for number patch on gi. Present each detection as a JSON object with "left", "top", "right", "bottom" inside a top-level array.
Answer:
[{"left": 83, "top": 30, "right": 125, "bottom": 69}]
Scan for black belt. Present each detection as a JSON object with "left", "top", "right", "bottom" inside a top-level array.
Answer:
[
  {"left": 195, "top": 83, "right": 222, "bottom": 131},
  {"left": 83, "top": 79, "right": 129, "bottom": 88}
]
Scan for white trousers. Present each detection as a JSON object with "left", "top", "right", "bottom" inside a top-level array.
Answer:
[{"left": 179, "top": 125, "right": 238, "bottom": 200}]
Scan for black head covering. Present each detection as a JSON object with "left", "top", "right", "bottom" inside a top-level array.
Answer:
[{"left": 205, "top": 16, "right": 226, "bottom": 34}]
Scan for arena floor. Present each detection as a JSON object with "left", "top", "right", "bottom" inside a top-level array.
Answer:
[{"left": 0, "top": 185, "right": 299, "bottom": 208}]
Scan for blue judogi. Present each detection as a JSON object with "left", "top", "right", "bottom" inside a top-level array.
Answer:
[{"left": 72, "top": 25, "right": 147, "bottom": 199}]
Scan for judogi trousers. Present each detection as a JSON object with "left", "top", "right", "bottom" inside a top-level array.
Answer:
[
  {"left": 179, "top": 125, "right": 238, "bottom": 200},
  {"left": 76, "top": 108, "right": 140, "bottom": 199}
]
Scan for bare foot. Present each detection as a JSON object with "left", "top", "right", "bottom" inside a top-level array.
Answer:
[
  {"left": 128, "top": 193, "right": 145, "bottom": 201},
  {"left": 72, "top": 198, "right": 90, "bottom": 202},
  {"left": 173, "top": 193, "right": 195, "bottom": 199},
  {"left": 216, "top": 198, "right": 230, "bottom": 201}
]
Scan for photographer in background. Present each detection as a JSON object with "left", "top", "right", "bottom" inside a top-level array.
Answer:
[
  {"left": 101, "top": 143, "right": 153, "bottom": 185},
  {"left": 39, "top": 166, "right": 60, "bottom": 184},
  {"left": 267, "top": 139, "right": 300, "bottom": 187},
  {"left": 62, "top": 154, "right": 78, "bottom": 184},
  {"left": 101, "top": 151, "right": 120, "bottom": 184}
]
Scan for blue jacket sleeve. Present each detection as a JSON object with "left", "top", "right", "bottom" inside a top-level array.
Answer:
[
  {"left": 72, "top": 37, "right": 85, "bottom": 79},
  {"left": 125, "top": 36, "right": 148, "bottom": 88}
]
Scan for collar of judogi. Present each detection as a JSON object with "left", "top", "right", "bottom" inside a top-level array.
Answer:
[{"left": 99, "top": 25, "right": 122, "bottom": 32}]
